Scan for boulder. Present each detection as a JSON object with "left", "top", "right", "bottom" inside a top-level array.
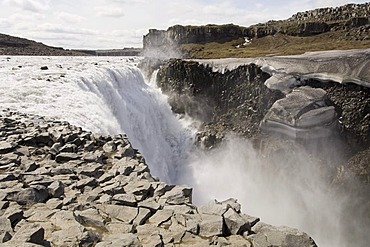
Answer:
[
  {"left": 0, "top": 141, "right": 17, "bottom": 154},
  {"left": 75, "top": 208, "right": 106, "bottom": 228},
  {"left": 48, "top": 180, "right": 65, "bottom": 198},
  {"left": 133, "top": 207, "right": 152, "bottom": 226},
  {"left": 0, "top": 217, "right": 13, "bottom": 242},
  {"left": 96, "top": 233, "right": 141, "bottom": 247},
  {"left": 223, "top": 208, "right": 251, "bottom": 235},
  {"left": 160, "top": 186, "right": 192, "bottom": 205},
  {"left": 139, "top": 233, "right": 163, "bottom": 247},
  {"left": 198, "top": 199, "right": 234, "bottom": 216},
  {"left": 103, "top": 141, "right": 117, "bottom": 153},
  {"left": 148, "top": 209, "right": 173, "bottom": 226},
  {"left": 8, "top": 186, "right": 48, "bottom": 205},
  {"left": 11, "top": 223, "right": 45, "bottom": 245},
  {"left": 49, "top": 210, "right": 85, "bottom": 245},
  {"left": 59, "top": 143, "right": 77, "bottom": 153},
  {"left": 198, "top": 214, "right": 224, "bottom": 238},
  {"left": 3, "top": 207, "right": 24, "bottom": 227},
  {"left": 246, "top": 222, "right": 317, "bottom": 247},
  {"left": 55, "top": 152, "right": 81, "bottom": 163},
  {"left": 99, "top": 204, "right": 138, "bottom": 224},
  {"left": 112, "top": 194, "right": 137, "bottom": 207}
]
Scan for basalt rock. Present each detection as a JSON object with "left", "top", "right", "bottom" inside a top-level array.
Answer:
[
  {"left": 157, "top": 59, "right": 284, "bottom": 147},
  {"left": 143, "top": 3, "right": 370, "bottom": 58},
  {"left": 0, "top": 109, "right": 316, "bottom": 246}
]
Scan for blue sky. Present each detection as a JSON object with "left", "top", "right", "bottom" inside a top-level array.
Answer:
[{"left": 0, "top": 0, "right": 368, "bottom": 49}]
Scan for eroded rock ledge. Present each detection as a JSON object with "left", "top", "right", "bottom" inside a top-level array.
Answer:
[
  {"left": 156, "top": 59, "right": 284, "bottom": 148},
  {"left": 0, "top": 110, "right": 316, "bottom": 246}
]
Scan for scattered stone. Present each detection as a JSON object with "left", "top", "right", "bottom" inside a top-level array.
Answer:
[
  {"left": 75, "top": 208, "right": 106, "bottom": 228},
  {"left": 133, "top": 207, "right": 152, "bottom": 225},
  {"left": 75, "top": 177, "right": 98, "bottom": 190},
  {"left": 0, "top": 141, "right": 17, "bottom": 154},
  {"left": 160, "top": 186, "right": 192, "bottom": 205},
  {"left": 148, "top": 209, "right": 173, "bottom": 226},
  {"left": 8, "top": 186, "right": 48, "bottom": 205},
  {"left": 0, "top": 217, "right": 13, "bottom": 238},
  {"left": 48, "top": 180, "right": 65, "bottom": 198},
  {"left": 223, "top": 208, "right": 251, "bottom": 235},
  {"left": 99, "top": 204, "right": 138, "bottom": 224},
  {"left": 11, "top": 223, "right": 45, "bottom": 245},
  {"left": 96, "top": 233, "right": 140, "bottom": 247},
  {"left": 112, "top": 194, "right": 137, "bottom": 207},
  {"left": 0, "top": 110, "right": 317, "bottom": 246},
  {"left": 3, "top": 206, "right": 23, "bottom": 228},
  {"left": 103, "top": 141, "right": 117, "bottom": 153},
  {"left": 0, "top": 174, "right": 17, "bottom": 182},
  {"left": 246, "top": 222, "right": 317, "bottom": 247},
  {"left": 198, "top": 199, "right": 232, "bottom": 216},
  {"left": 23, "top": 162, "right": 39, "bottom": 172},
  {"left": 199, "top": 214, "right": 224, "bottom": 238},
  {"left": 55, "top": 152, "right": 80, "bottom": 163}
]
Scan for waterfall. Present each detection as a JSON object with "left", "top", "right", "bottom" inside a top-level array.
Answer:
[{"left": 0, "top": 56, "right": 365, "bottom": 247}]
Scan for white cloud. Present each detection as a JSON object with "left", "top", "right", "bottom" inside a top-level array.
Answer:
[
  {"left": 108, "top": 0, "right": 147, "bottom": 3},
  {"left": 37, "top": 23, "right": 97, "bottom": 35},
  {"left": 3, "top": 0, "right": 49, "bottom": 12},
  {"left": 0, "top": 18, "right": 12, "bottom": 29},
  {"left": 58, "top": 12, "right": 84, "bottom": 23},
  {"left": 0, "top": 0, "right": 369, "bottom": 49},
  {"left": 96, "top": 6, "right": 124, "bottom": 17}
]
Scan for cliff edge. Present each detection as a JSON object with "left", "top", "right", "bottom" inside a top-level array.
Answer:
[{"left": 143, "top": 2, "right": 370, "bottom": 58}]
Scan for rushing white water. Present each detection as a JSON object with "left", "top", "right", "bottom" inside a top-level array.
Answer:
[
  {"left": 0, "top": 56, "right": 193, "bottom": 183},
  {"left": 0, "top": 56, "right": 366, "bottom": 247}
]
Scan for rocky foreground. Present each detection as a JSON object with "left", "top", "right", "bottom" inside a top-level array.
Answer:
[{"left": 0, "top": 110, "right": 316, "bottom": 246}]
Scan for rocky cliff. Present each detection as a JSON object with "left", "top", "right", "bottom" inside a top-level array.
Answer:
[
  {"left": 156, "top": 59, "right": 284, "bottom": 146},
  {"left": 143, "top": 2, "right": 370, "bottom": 58},
  {"left": 143, "top": 24, "right": 250, "bottom": 58},
  {"left": 152, "top": 51, "right": 370, "bottom": 245}
]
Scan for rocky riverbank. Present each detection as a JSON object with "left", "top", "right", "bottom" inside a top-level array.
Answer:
[{"left": 0, "top": 109, "right": 317, "bottom": 246}]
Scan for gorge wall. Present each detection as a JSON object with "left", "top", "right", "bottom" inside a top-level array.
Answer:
[
  {"left": 143, "top": 2, "right": 370, "bottom": 58},
  {"left": 151, "top": 56, "right": 370, "bottom": 246}
]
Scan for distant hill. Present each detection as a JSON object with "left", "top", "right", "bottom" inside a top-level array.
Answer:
[
  {"left": 0, "top": 33, "right": 90, "bottom": 56},
  {"left": 143, "top": 2, "right": 370, "bottom": 58},
  {"left": 0, "top": 34, "right": 143, "bottom": 56}
]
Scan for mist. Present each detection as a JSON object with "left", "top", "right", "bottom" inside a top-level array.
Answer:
[{"left": 176, "top": 133, "right": 366, "bottom": 247}]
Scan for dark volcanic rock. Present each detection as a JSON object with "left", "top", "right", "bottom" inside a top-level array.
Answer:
[
  {"left": 305, "top": 79, "right": 370, "bottom": 151},
  {"left": 157, "top": 59, "right": 283, "bottom": 147}
]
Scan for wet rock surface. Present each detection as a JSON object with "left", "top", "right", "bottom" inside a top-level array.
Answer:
[
  {"left": 261, "top": 86, "right": 339, "bottom": 139},
  {"left": 157, "top": 59, "right": 284, "bottom": 148},
  {"left": 0, "top": 109, "right": 316, "bottom": 246}
]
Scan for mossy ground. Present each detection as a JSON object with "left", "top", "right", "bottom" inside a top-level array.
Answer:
[{"left": 181, "top": 31, "right": 370, "bottom": 59}]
